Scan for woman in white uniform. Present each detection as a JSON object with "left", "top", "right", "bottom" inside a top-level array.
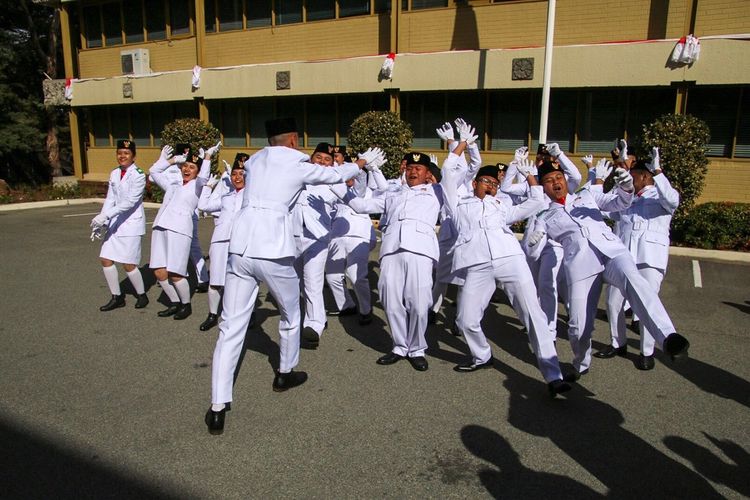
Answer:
[{"left": 149, "top": 142, "right": 219, "bottom": 319}]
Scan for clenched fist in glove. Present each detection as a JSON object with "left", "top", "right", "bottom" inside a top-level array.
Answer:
[
  {"left": 546, "top": 142, "right": 562, "bottom": 159},
  {"left": 528, "top": 230, "right": 546, "bottom": 247},
  {"left": 614, "top": 167, "right": 634, "bottom": 192}
]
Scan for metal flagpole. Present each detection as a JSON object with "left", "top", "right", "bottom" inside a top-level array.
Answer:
[{"left": 538, "top": 0, "right": 556, "bottom": 145}]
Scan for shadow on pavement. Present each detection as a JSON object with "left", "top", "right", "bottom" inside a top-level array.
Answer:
[{"left": 659, "top": 356, "right": 750, "bottom": 410}]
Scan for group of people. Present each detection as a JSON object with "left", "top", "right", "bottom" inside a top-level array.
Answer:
[{"left": 89, "top": 117, "right": 690, "bottom": 436}]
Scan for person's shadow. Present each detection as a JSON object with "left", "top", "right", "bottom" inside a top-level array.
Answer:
[{"left": 658, "top": 355, "right": 750, "bottom": 410}]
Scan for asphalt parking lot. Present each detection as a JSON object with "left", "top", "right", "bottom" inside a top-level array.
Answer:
[{"left": 0, "top": 203, "right": 748, "bottom": 499}]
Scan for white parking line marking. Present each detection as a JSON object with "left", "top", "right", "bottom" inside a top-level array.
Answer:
[
  {"left": 692, "top": 260, "right": 703, "bottom": 288},
  {"left": 63, "top": 212, "right": 100, "bottom": 217}
]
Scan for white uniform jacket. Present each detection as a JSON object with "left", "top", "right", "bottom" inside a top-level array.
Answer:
[
  {"left": 100, "top": 164, "right": 147, "bottom": 236},
  {"left": 293, "top": 183, "right": 340, "bottom": 240},
  {"left": 150, "top": 158, "right": 211, "bottom": 237},
  {"left": 229, "top": 146, "right": 359, "bottom": 259},
  {"left": 609, "top": 174, "right": 679, "bottom": 272},
  {"left": 329, "top": 172, "right": 377, "bottom": 242},
  {"left": 530, "top": 187, "right": 634, "bottom": 283},
  {"left": 198, "top": 186, "right": 244, "bottom": 244}
]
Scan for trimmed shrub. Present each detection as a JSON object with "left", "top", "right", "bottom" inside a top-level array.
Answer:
[
  {"left": 347, "top": 111, "right": 413, "bottom": 179},
  {"left": 160, "top": 118, "right": 222, "bottom": 174},
  {"left": 671, "top": 202, "right": 750, "bottom": 251}
]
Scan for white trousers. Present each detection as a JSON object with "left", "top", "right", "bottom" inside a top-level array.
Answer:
[
  {"left": 211, "top": 254, "right": 300, "bottom": 404},
  {"left": 456, "top": 256, "right": 563, "bottom": 383},
  {"left": 605, "top": 266, "right": 663, "bottom": 356},
  {"left": 526, "top": 243, "right": 565, "bottom": 343},
  {"left": 325, "top": 236, "right": 373, "bottom": 314},
  {"left": 295, "top": 235, "right": 329, "bottom": 335},
  {"left": 567, "top": 252, "right": 676, "bottom": 373},
  {"left": 208, "top": 240, "right": 229, "bottom": 287},
  {"left": 379, "top": 251, "right": 433, "bottom": 358}
]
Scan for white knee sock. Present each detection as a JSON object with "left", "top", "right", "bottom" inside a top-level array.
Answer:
[
  {"left": 158, "top": 279, "right": 179, "bottom": 303},
  {"left": 208, "top": 287, "right": 221, "bottom": 314},
  {"left": 126, "top": 268, "right": 145, "bottom": 295},
  {"left": 173, "top": 278, "right": 191, "bottom": 304},
  {"left": 102, "top": 266, "right": 121, "bottom": 295}
]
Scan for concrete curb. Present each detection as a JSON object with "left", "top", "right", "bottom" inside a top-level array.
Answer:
[{"left": 1, "top": 198, "right": 748, "bottom": 263}]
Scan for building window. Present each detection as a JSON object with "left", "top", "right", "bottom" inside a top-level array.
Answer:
[
  {"left": 625, "top": 88, "right": 675, "bottom": 141},
  {"left": 687, "top": 87, "right": 740, "bottom": 157},
  {"left": 306, "top": 0, "right": 335, "bottom": 21},
  {"left": 530, "top": 90, "right": 576, "bottom": 152},
  {"left": 249, "top": 98, "right": 275, "bottom": 147},
  {"left": 402, "top": 92, "right": 444, "bottom": 150},
  {"left": 340, "top": 0, "right": 370, "bottom": 17},
  {"left": 205, "top": 0, "right": 216, "bottom": 31},
  {"left": 102, "top": 2, "right": 123, "bottom": 46},
  {"left": 145, "top": 0, "right": 167, "bottom": 40},
  {"left": 446, "top": 91, "right": 485, "bottom": 150},
  {"left": 248, "top": 0, "right": 273, "bottom": 28},
  {"left": 490, "top": 91, "right": 530, "bottom": 152},
  {"left": 735, "top": 89, "right": 750, "bottom": 158},
  {"left": 83, "top": 5, "right": 103, "bottom": 48},
  {"left": 87, "top": 102, "right": 197, "bottom": 148},
  {"left": 124, "top": 4, "right": 146, "bottom": 43},
  {"left": 218, "top": 0, "right": 243, "bottom": 31},
  {"left": 338, "top": 94, "right": 388, "bottom": 144},
  {"left": 277, "top": 0, "right": 303, "bottom": 25},
  {"left": 131, "top": 104, "right": 152, "bottom": 145},
  {"left": 374, "top": 0, "right": 391, "bottom": 13},
  {"left": 307, "top": 96, "right": 336, "bottom": 145},
  {"left": 404, "top": 0, "right": 448, "bottom": 10},
  {"left": 169, "top": 0, "right": 191, "bottom": 35},
  {"left": 578, "top": 90, "right": 627, "bottom": 153}
]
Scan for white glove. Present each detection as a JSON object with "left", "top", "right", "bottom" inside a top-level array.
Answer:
[
  {"left": 647, "top": 146, "right": 660, "bottom": 173},
  {"left": 198, "top": 147, "right": 206, "bottom": 160},
  {"left": 206, "top": 175, "right": 220, "bottom": 189},
  {"left": 614, "top": 167, "right": 634, "bottom": 191},
  {"left": 171, "top": 154, "right": 187, "bottom": 165},
  {"left": 365, "top": 151, "right": 387, "bottom": 172},
  {"left": 457, "top": 121, "right": 478, "bottom": 145},
  {"left": 547, "top": 142, "right": 562, "bottom": 158},
  {"left": 454, "top": 117, "right": 467, "bottom": 131},
  {"left": 514, "top": 146, "right": 529, "bottom": 163},
  {"left": 206, "top": 141, "right": 222, "bottom": 157},
  {"left": 89, "top": 227, "right": 103, "bottom": 241},
  {"left": 528, "top": 230, "right": 546, "bottom": 247},
  {"left": 595, "top": 159, "right": 613, "bottom": 180},
  {"left": 581, "top": 154, "right": 593, "bottom": 168},
  {"left": 618, "top": 139, "right": 628, "bottom": 162},
  {"left": 159, "top": 145, "right": 174, "bottom": 162},
  {"left": 90, "top": 213, "right": 107, "bottom": 229},
  {"left": 435, "top": 122, "right": 454, "bottom": 142},
  {"left": 222, "top": 159, "right": 232, "bottom": 175},
  {"left": 429, "top": 154, "right": 438, "bottom": 166},
  {"left": 516, "top": 158, "right": 537, "bottom": 178},
  {"left": 358, "top": 147, "right": 380, "bottom": 166}
]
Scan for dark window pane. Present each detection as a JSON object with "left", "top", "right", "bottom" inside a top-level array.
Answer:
[
  {"left": 131, "top": 104, "right": 151, "bottom": 145},
  {"left": 531, "top": 90, "right": 576, "bottom": 152},
  {"left": 276, "top": 97, "right": 305, "bottom": 145},
  {"left": 687, "top": 87, "right": 739, "bottom": 157},
  {"left": 339, "top": 0, "right": 369, "bottom": 17},
  {"left": 145, "top": 0, "right": 167, "bottom": 40},
  {"left": 247, "top": 0, "right": 272, "bottom": 28},
  {"left": 276, "top": 0, "right": 302, "bottom": 25},
  {"left": 169, "top": 0, "right": 190, "bottom": 35},
  {"left": 339, "top": 94, "right": 371, "bottom": 145},
  {"left": 374, "top": 0, "right": 391, "bottom": 13},
  {"left": 446, "top": 91, "right": 485, "bottom": 149},
  {"left": 307, "top": 96, "right": 336, "bottom": 145},
  {"left": 306, "top": 0, "right": 335, "bottom": 21},
  {"left": 84, "top": 5, "right": 102, "bottom": 48},
  {"left": 626, "top": 88, "right": 675, "bottom": 141},
  {"left": 249, "top": 98, "right": 274, "bottom": 147},
  {"left": 151, "top": 103, "right": 173, "bottom": 144},
  {"left": 91, "top": 107, "right": 110, "bottom": 146},
  {"left": 222, "top": 101, "right": 247, "bottom": 147},
  {"left": 736, "top": 89, "right": 750, "bottom": 158},
  {"left": 411, "top": 0, "right": 446, "bottom": 9},
  {"left": 174, "top": 101, "right": 197, "bottom": 119},
  {"left": 204, "top": 0, "right": 216, "bottom": 31},
  {"left": 219, "top": 0, "right": 243, "bottom": 30},
  {"left": 490, "top": 91, "right": 530, "bottom": 151},
  {"left": 401, "top": 0, "right": 408, "bottom": 11},
  {"left": 111, "top": 105, "right": 129, "bottom": 143},
  {"left": 578, "top": 90, "right": 627, "bottom": 153},
  {"left": 102, "top": 2, "right": 122, "bottom": 46},
  {"left": 124, "top": 2, "right": 145, "bottom": 43},
  {"left": 403, "top": 92, "right": 443, "bottom": 149}
]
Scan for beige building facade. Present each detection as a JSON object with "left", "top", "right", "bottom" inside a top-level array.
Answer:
[{"left": 59, "top": 0, "right": 750, "bottom": 203}]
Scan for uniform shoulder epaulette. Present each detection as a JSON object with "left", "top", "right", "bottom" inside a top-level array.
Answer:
[{"left": 135, "top": 167, "right": 144, "bottom": 174}]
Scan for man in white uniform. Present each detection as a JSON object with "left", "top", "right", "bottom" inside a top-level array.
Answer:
[
  {"left": 90, "top": 139, "right": 149, "bottom": 311},
  {"left": 206, "top": 118, "right": 376, "bottom": 434}
]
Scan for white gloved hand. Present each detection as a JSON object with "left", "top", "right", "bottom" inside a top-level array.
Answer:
[
  {"left": 89, "top": 227, "right": 103, "bottom": 241},
  {"left": 618, "top": 139, "right": 628, "bottom": 162},
  {"left": 581, "top": 154, "right": 593, "bottom": 168},
  {"left": 547, "top": 142, "right": 562, "bottom": 158},
  {"left": 647, "top": 146, "right": 660, "bottom": 173},
  {"left": 457, "top": 121, "right": 478, "bottom": 145},
  {"left": 222, "top": 159, "right": 232, "bottom": 175},
  {"left": 614, "top": 167, "right": 634, "bottom": 191},
  {"left": 198, "top": 147, "right": 206, "bottom": 160},
  {"left": 528, "top": 230, "right": 546, "bottom": 247},
  {"left": 159, "top": 145, "right": 174, "bottom": 162},
  {"left": 595, "top": 159, "right": 613, "bottom": 180},
  {"left": 516, "top": 158, "right": 538, "bottom": 178},
  {"left": 171, "top": 154, "right": 187, "bottom": 165},
  {"left": 514, "top": 146, "right": 529, "bottom": 163},
  {"left": 436, "top": 122, "right": 454, "bottom": 142},
  {"left": 206, "top": 141, "right": 222, "bottom": 157},
  {"left": 429, "top": 154, "right": 438, "bottom": 166},
  {"left": 454, "top": 117, "right": 467, "bottom": 131},
  {"left": 358, "top": 147, "right": 380, "bottom": 165},
  {"left": 366, "top": 151, "right": 387, "bottom": 172},
  {"left": 206, "top": 175, "right": 220, "bottom": 189},
  {"left": 90, "top": 213, "right": 107, "bottom": 229}
]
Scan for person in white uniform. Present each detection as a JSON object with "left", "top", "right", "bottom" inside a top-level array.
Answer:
[
  {"left": 596, "top": 148, "right": 680, "bottom": 370},
  {"left": 205, "top": 118, "right": 376, "bottom": 435},
  {"left": 196, "top": 155, "right": 248, "bottom": 331},
  {"left": 526, "top": 161, "right": 690, "bottom": 382},
  {"left": 149, "top": 142, "right": 218, "bottom": 320},
  {"left": 90, "top": 139, "right": 149, "bottom": 311},
  {"left": 443, "top": 156, "right": 571, "bottom": 396}
]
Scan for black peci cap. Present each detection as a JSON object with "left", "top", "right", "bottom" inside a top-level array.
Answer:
[
  {"left": 537, "top": 160, "right": 563, "bottom": 180},
  {"left": 476, "top": 165, "right": 500, "bottom": 180},
  {"left": 404, "top": 152, "right": 431, "bottom": 168},
  {"left": 116, "top": 139, "right": 136, "bottom": 154},
  {"left": 265, "top": 117, "right": 297, "bottom": 137}
]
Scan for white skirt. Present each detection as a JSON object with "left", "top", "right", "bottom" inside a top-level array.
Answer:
[
  {"left": 208, "top": 240, "right": 230, "bottom": 287},
  {"left": 149, "top": 227, "right": 191, "bottom": 276},
  {"left": 100, "top": 233, "right": 142, "bottom": 265}
]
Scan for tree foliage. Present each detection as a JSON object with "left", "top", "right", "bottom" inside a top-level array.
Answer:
[
  {"left": 160, "top": 118, "right": 222, "bottom": 174},
  {"left": 347, "top": 111, "right": 413, "bottom": 179}
]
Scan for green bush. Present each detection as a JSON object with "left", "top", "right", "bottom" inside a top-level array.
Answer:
[
  {"left": 160, "top": 118, "right": 222, "bottom": 174},
  {"left": 639, "top": 114, "right": 710, "bottom": 217},
  {"left": 347, "top": 111, "right": 413, "bottom": 179},
  {"left": 671, "top": 202, "right": 750, "bottom": 251}
]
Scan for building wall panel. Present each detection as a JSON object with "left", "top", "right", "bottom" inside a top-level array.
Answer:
[
  {"left": 78, "top": 38, "right": 197, "bottom": 79},
  {"left": 694, "top": 0, "right": 750, "bottom": 35}
]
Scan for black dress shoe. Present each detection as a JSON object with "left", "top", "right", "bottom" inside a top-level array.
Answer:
[
  {"left": 358, "top": 312, "right": 373, "bottom": 326},
  {"left": 593, "top": 345, "right": 627, "bottom": 359},
  {"left": 272, "top": 370, "right": 308, "bottom": 392},
  {"left": 454, "top": 359, "right": 493, "bottom": 372},
  {"left": 157, "top": 304, "right": 180, "bottom": 317},
  {"left": 427, "top": 310, "right": 437, "bottom": 325},
  {"left": 337, "top": 306, "right": 357, "bottom": 317},
  {"left": 300, "top": 327, "right": 320, "bottom": 349},
  {"left": 636, "top": 354, "right": 655, "bottom": 371},
  {"left": 450, "top": 322, "right": 461, "bottom": 337},
  {"left": 173, "top": 303, "right": 192, "bottom": 320},
  {"left": 664, "top": 333, "right": 690, "bottom": 361},
  {"left": 548, "top": 379, "right": 572, "bottom": 397},
  {"left": 199, "top": 313, "right": 218, "bottom": 331},
  {"left": 205, "top": 407, "right": 226, "bottom": 435},
  {"left": 134, "top": 294, "right": 149, "bottom": 309},
  {"left": 408, "top": 356, "right": 429, "bottom": 371},
  {"left": 100, "top": 294, "right": 126, "bottom": 312},
  {"left": 195, "top": 282, "right": 209, "bottom": 294},
  {"left": 563, "top": 368, "right": 589, "bottom": 383},
  {"left": 376, "top": 352, "right": 404, "bottom": 365}
]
